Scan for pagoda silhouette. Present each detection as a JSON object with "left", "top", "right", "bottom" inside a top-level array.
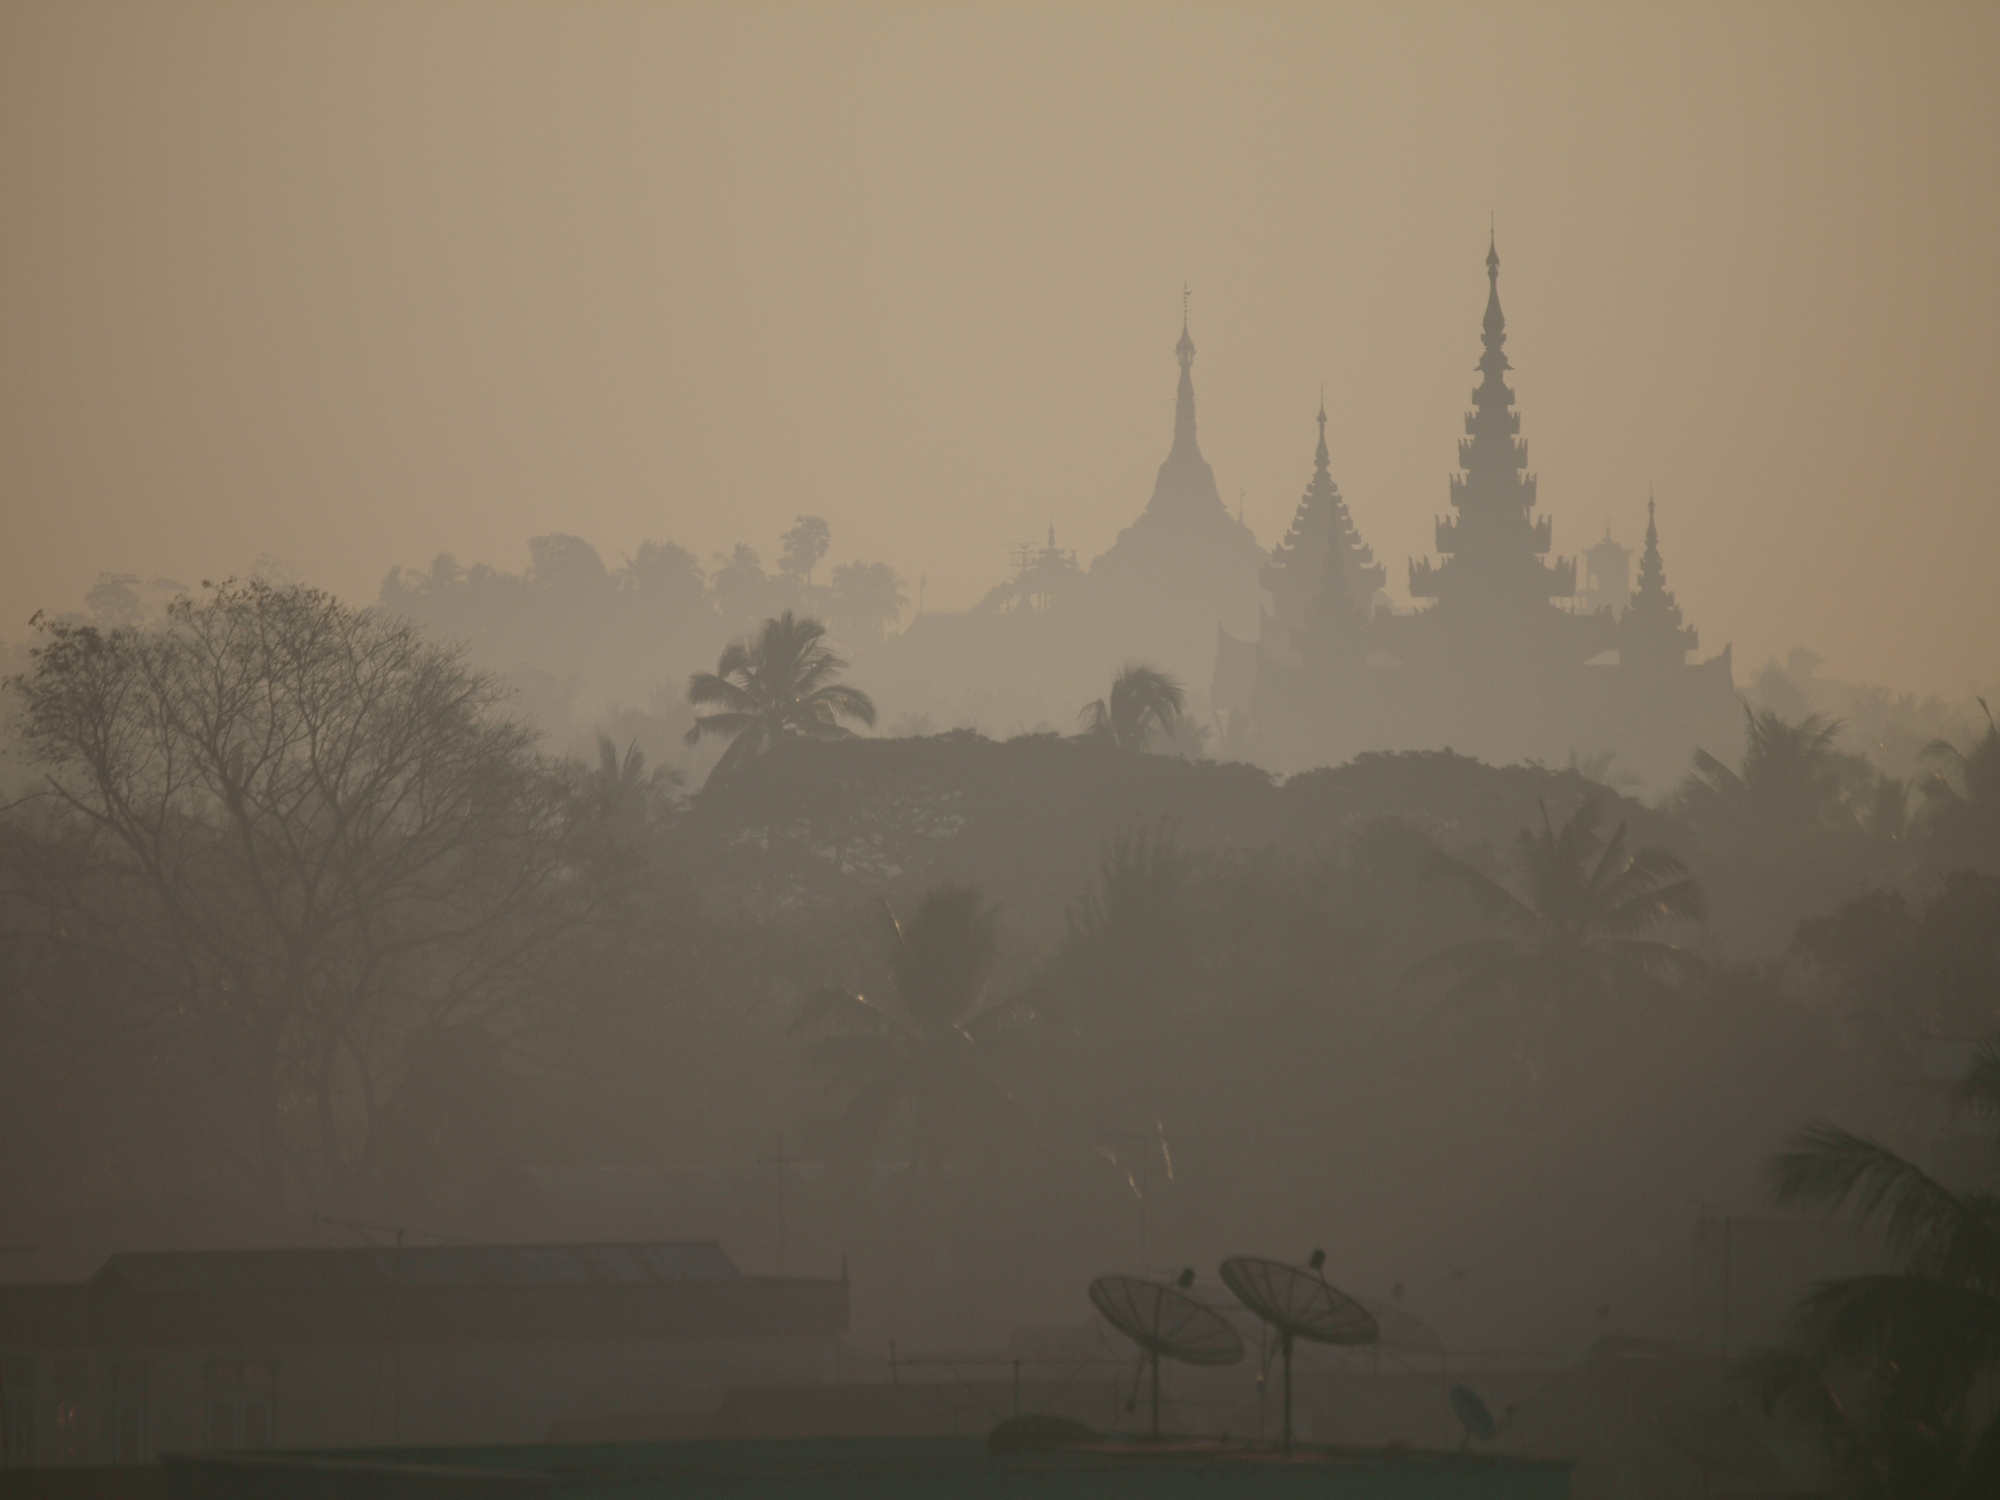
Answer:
[
  {"left": 1088, "top": 303, "right": 1267, "bottom": 675},
  {"left": 874, "top": 235, "right": 1735, "bottom": 782},
  {"left": 874, "top": 301, "right": 1268, "bottom": 734},
  {"left": 1214, "top": 235, "right": 1736, "bottom": 785}
]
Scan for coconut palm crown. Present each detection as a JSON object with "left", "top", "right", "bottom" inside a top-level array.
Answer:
[
  {"left": 1680, "top": 704, "right": 1852, "bottom": 838},
  {"left": 1080, "top": 664, "right": 1185, "bottom": 752},
  {"left": 791, "top": 884, "right": 1036, "bottom": 1174},
  {"left": 1919, "top": 699, "right": 2000, "bottom": 856},
  {"left": 685, "top": 611, "right": 876, "bottom": 777},
  {"left": 1764, "top": 1037, "right": 2000, "bottom": 1495},
  {"left": 1408, "top": 796, "right": 1707, "bottom": 1037}
]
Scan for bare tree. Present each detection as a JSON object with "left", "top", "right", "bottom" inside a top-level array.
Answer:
[{"left": 6, "top": 580, "right": 576, "bottom": 1205}]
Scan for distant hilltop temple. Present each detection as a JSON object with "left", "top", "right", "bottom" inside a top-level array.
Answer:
[
  {"left": 1088, "top": 311, "right": 1268, "bottom": 671},
  {"left": 874, "top": 236, "right": 1737, "bottom": 783},
  {"left": 873, "top": 305, "right": 1265, "bottom": 734},
  {"left": 1212, "top": 234, "right": 1736, "bottom": 783}
]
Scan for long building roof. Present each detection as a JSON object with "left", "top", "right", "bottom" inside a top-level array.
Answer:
[{"left": 0, "top": 1240, "right": 846, "bottom": 1349}]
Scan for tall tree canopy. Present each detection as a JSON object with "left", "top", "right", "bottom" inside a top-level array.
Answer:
[
  {"left": 6, "top": 580, "right": 574, "bottom": 1203},
  {"left": 1766, "top": 1040, "right": 2000, "bottom": 1495},
  {"left": 685, "top": 611, "right": 876, "bottom": 779},
  {"left": 792, "top": 884, "right": 1033, "bottom": 1174},
  {"left": 1410, "top": 797, "right": 1706, "bottom": 1068},
  {"left": 1080, "top": 665, "right": 1186, "bottom": 753}
]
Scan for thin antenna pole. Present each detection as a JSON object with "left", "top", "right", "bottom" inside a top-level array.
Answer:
[
  {"left": 1721, "top": 1214, "right": 1732, "bottom": 1359},
  {"left": 1150, "top": 1350, "right": 1161, "bottom": 1439},
  {"left": 1282, "top": 1332, "right": 1294, "bottom": 1456},
  {"left": 391, "top": 1227, "right": 404, "bottom": 1446},
  {"left": 1138, "top": 1144, "right": 1149, "bottom": 1273}
]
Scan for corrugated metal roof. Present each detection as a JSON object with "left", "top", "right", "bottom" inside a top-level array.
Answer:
[{"left": 90, "top": 1240, "right": 743, "bottom": 1294}]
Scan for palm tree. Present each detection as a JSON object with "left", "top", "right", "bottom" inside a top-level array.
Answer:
[
  {"left": 1060, "top": 823, "right": 1193, "bottom": 1023},
  {"left": 826, "top": 560, "right": 909, "bottom": 644},
  {"left": 1918, "top": 701, "right": 2000, "bottom": 864},
  {"left": 585, "top": 733, "right": 678, "bottom": 824},
  {"left": 1407, "top": 797, "right": 1706, "bottom": 1055},
  {"left": 1764, "top": 1038, "right": 2000, "bottom": 1495},
  {"left": 1079, "top": 665, "right": 1185, "bottom": 752},
  {"left": 1679, "top": 704, "right": 1854, "bottom": 839},
  {"left": 792, "top": 885, "right": 1036, "bottom": 1175},
  {"left": 685, "top": 611, "right": 876, "bottom": 777}
]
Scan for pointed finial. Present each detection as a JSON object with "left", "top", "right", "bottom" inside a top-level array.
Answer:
[
  {"left": 1317, "top": 384, "right": 1327, "bottom": 430},
  {"left": 1487, "top": 215, "right": 1499, "bottom": 281},
  {"left": 1174, "top": 287, "right": 1196, "bottom": 370}
]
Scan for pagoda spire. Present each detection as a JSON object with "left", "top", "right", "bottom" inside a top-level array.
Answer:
[
  {"left": 1482, "top": 228, "right": 1506, "bottom": 361},
  {"left": 1406, "top": 234, "right": 1577, "bottom": 623},
  {"left": 1621, "top": 490, "right": 1699, "bottom": 669},
  {"left": 1262, "top": 395, "right": 1384, "bottom": 665},
  {"left": 1172, "top": 290, "right": 1199, "bottom": 458}
]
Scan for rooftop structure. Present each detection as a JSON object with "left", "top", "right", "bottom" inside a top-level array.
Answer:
[
  {"left": 0, "top": 1241, "right": 847, "bottom": 1468},
  {"left": 160, "top": 1433, "right": 1573, "bottom": 1499}
]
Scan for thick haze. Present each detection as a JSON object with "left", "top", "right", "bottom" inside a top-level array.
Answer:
[{"left": 2, "top": 2, "right": 1995, "bottom": 694}]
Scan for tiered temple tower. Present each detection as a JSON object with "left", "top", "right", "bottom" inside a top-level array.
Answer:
[
  {"left": 1261, "top": 398, "right": 1384, "bottom": 668},
  {"left": 1402, "top": 237, "right": 1601, "bottom": 666},
  {"left": 1620, "top": 495, "right": 1701, "bottom": 671}
]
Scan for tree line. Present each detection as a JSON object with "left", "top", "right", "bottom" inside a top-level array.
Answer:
[{"left": 3, "top": 588, "right": 1999, "bottom": 1484}]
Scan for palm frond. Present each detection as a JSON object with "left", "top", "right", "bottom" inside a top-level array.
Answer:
[
  {"left": 804, "top": 682, "right": 877, "bottom": 727},
  {"left": 792, "top": 985, "right": 905, "bottom": 1037},
  {"left": 1585, "top": 818, "right": 1630, "bottom": 893},
  {"left": 1769, "top": 1124, "right": 2000, "bottom": 1277},
  {"left": 683, "top": 710, "right": 760, "bottom": 747},
  {"left": 1420, "top": 846, "right": 1539, "bottom": 936},
  {"left": 1958, "top": 1036, "right": 2000, "bottom": 1128},
  {"left": 686, "top": 672, "right": 760, "bottom": 713},
  {"left": 1946, "top": 1405, "right": 2000, "bottom": 1500},
  {"left": 958, "top": 979, "right": 1049, "bottom": 1039},
  {"left": 1600, "top": 871, "right": 1708, "bottom": 934},
  {"left": 1794, "top": 1273, "right": 2000, "bottom": 1392},
  {"left": 1403, "top": 938, "right": 1523, "bottom": 1010},
  {"left": 1754, "top": 1350, "right": 1888, "bottom": 1498}
]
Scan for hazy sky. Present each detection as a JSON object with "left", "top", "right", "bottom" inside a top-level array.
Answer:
[{"left": 3, "top": 3, "right": 1995, "bottom": 694}]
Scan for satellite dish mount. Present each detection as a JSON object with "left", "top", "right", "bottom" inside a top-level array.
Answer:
[
  {"left": 1220, "top": 1251, "right": 1378, "bottom": 1455},
  {"left": 1087, "top": 1270, "right": 1244, "bottom": 1440}
]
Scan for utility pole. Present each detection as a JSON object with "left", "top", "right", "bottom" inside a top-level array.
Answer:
[
  {"left": 759, "top": 1136, "right": 789, "bottom": 1276},
  {"left": 312, "top": 1216, "right": 472, "bottom": 1447}
]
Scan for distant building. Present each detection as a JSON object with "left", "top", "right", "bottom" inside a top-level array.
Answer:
[
  {"left": 870, "top": 312, "right": 1267, "bottom": 732},
  {"left": 0, "top": 1241, "right": 846, "bottom": 1467},
  {"left": 1391, "top": 236, "right": 1606, "bottom": 675},
  {"left": 1086, "top": 312, "right": 1268, "bottom": 674},
  {"left": 1578, "top": 531, "right": 1631, "bottom": 616},
  {"left": 1259, "top": 398, "right": 1385, "bottom": 671},
  {"left": 1214, "top": 237, "right": 1737, "bottom": 787}
]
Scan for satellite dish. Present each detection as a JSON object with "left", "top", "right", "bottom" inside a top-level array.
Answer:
[
  {"left": 1088, "top": 1272, "right": 1245, "bottom": 1439},
  {"left": 1353, "top": 1295, "right": 1445, "bottom": 1357},
  {"left": 1450, "top": 1384, "right": 1496, "bottom": 1447},
  {"left": 1220, "top": 1255, "right": 1378, "bottom": 1454}
]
